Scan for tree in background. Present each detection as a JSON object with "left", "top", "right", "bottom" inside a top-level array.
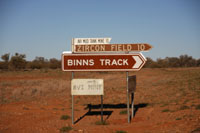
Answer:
[
  {"left": 1, "top": 53, "right": 10, "bottom": 62},
  {"left": 49, "top": 58, "right": 61, "bottom": 69},
  {"left": 179, "top": 55, "right": 197, "bottom": 67},
  {"left": 0, "top": 53, "right": 10, "bottom": 69},
  {"left": 144, "top": 57, "right": 154, "bottom": 68},
  {"left": 197, "top": 59, "right": 200, "bottom": 67},
  {"left": 156, "top": 58, "right": 168, "bottom": 68},
  {"left": 9, "top": 53, "right": 26, "bottom": 70},
  {"left": 29, "top": 56, "right": 49, "bottom": 69},
  {"left": 141, "top": 54, "right": 199, "bottom": 68},
  {"left": 165, "top": 57, "right": 180, "bottom": 67}
]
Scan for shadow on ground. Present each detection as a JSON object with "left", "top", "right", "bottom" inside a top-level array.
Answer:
[{"left": 74, "top": 103, "right": 148, "bottom": 124}]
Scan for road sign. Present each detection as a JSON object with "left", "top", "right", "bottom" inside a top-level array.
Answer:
[
  {"left": 71, "top": 79, "right": 103, "bottom": 95},
  {"left": 62, "top": 53, "right": 146, "bottom": 71},
  {"left": 72, "top": 38, "right": 112, "bottom": 45},
  {"left": 73, "top": 43, "right": 152, "bottom": 53}
]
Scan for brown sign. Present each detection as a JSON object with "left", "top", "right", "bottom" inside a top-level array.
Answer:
[
  {"left": 73, "top": 43, "right": 152, "bottom": 53},
  {"left": 62, "top": 53, "right": 146, "bottom": 71},
  {"left": 128, "top": 75, "right": 136, "bottom": 93}
]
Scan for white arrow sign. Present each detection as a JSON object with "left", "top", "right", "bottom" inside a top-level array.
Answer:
[{"left": 132, "top": 56, "right": 143, "bottom": 68}]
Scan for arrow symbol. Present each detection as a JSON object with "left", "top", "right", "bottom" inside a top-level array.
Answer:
[{"left": 132, "top": 56, "right": 143, "bottom": 69}]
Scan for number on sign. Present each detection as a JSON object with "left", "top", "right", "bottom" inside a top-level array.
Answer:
[{"left": 137, "top": 44, "right": 145, "bottom": 51}]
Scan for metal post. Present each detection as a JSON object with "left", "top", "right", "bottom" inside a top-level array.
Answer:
[
  {"left": 126, "top": 72, "right": 130, "bottom": 123},
  {"left": 131, "top": 92, "right": 134, "bottom": 118},
  {"left": 71, "top": 72, "right": 74, "bottom": 125},
  {"left": 101, "top": 95, "right": 103, "bottom": 122}
]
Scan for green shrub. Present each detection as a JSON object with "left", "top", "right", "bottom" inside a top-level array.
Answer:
[
  {"left": 60, "top": 126, "right": 72, "bottom": 132},
  {"left": 119, "top": 110, "right": 127, "bottom": 115},
  {"left": 95, "top": 121, "right": 109, "bottom": 125},
  {"left": 162, "top": 109, "right": 170, "bottom": 112},
  {"left": 195, "top": 104, "right": 200, "bottom": 110},
  {"left": 179, "top": 105, "right": 190, "bottom": 110},
  {"left": 116, "top": 130, "right": 127, "bottom": 133},
  {"left": 176, "top": 117, "right": 181, "bottom": 120},
  {"left": 60, "top": 115, "right": 70, "bottom": 120}
]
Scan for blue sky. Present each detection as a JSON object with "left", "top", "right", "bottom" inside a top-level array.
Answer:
[{"left": 0, "top": 0, "right": 199, "bottom": 61}]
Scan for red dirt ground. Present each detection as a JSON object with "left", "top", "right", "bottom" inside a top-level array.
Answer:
[{"left": 0, "top": 68, "right": 200, "bottom": 133}]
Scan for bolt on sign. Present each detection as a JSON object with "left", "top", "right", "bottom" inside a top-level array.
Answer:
[
  {"left": 73, "top": 43, "right": 152, "bottom": 53},
  {"left": 71, "top": 79, "right": 103, "bottom": 95},
  {"left": 62, "top": 53, "right": 146, "bottom": 71}
]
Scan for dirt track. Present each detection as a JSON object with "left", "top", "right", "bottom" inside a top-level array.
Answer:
[{"left": 0, "top": 68, "right": 200, "bottom": 132}]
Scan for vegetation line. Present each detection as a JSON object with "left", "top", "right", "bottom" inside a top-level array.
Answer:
[{"left": 0, "top": 53, "right": 200, "bottom": 70}]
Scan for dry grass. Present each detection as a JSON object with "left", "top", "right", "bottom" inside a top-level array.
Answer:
[{"left": 1, "top": 68, "right": 200, "bottom": 106}]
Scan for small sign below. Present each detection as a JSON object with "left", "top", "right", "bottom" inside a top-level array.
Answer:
[
  {"left": 128, "top": 75, "right": 136, "bottom": 93},
  {"left": 71, "top": 79, "right": 104, "bottom": 95}
]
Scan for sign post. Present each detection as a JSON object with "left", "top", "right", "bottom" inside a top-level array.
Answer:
[
  {"left": 62, "top": 37, "right": 152, "bottom": 124},
  {"left": 131, "top": 92, "right": 134, "bottom": 118},
  {"left": 101, "top": 95, "right": 103, "bottom": 123},
  {"left": 71, "top": 72, "right": 74, "bottom": 125},
  {"left": 62, "top": 53, "right": 146, "bottom": 72}
]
